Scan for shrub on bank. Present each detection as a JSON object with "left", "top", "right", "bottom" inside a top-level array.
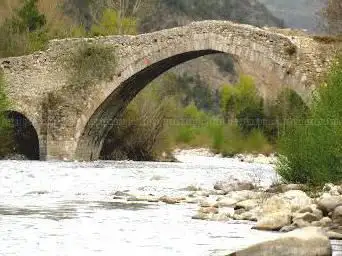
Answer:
[{"left": 277, "top": 55, "right": 342, "bottom": 185}]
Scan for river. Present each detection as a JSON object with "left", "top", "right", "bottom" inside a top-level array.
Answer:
[{"left": 0, "top": 151, "right": 341, "bottom": 256}]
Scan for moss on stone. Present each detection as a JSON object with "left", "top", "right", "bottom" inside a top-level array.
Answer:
[{"left": 285, "top": 45, "right": 297, "bottom": 56}]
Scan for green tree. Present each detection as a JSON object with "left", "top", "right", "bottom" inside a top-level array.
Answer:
[
  {"left": 14, "top": 0, "right": 46, "bottom": 32},
  {"left": 0, "top": 0, "right": 48, "bottom": 57},
  {"left": 277, "top": 55, "right": 342, "bottom": 185},
  {"left": 220, "top": 85, "right": 238, "bottom": 122},
  {"left": 90, "top": 9, "right": 136, "bottom": 36},
  {"left": 220, "top": 75, "right": 262, "bottom": 124}
]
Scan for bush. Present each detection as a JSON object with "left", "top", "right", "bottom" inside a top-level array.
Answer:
[
  {"left": 90, "top": 9, "right": 137, "bottom": 36},
  {"left": 220, "top": 75, "right": 262, "bottom": 123},
  {"left": 66, "top": 43, "right": 117, "bottom": 88},
  {"left": 277, "top": 55, "right": 342, "bottom": 185},
  {"left": 101, "top": 80, "right": 180, "bottom": 161},
  {"left": 0, "top": 0, "right": 49, "bottom": 58},
  {"left": 263, "top": 88, "right": 308, "bottom": 143}
]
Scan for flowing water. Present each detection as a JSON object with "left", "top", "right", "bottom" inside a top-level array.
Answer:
[{"left": 0, "top": 152, "right": 341, "bottom": 256}]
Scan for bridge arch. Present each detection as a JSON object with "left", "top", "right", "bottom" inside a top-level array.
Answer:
[
  {"left": 2, "top": 110, "right": 40, "bottom": 160},
  {"left": 73, "top": 24, "right": 312, "bottom": 160}
]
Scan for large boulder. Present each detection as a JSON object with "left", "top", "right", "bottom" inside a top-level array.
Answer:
[
  {"left": 293, "top": 212, "right": 321, "bottom": 223},
  {"left": 267, "top": 184, "right": 306, "bottom": 193},
  {"left": 253, "top": 212, "right": 291, "bottom": 231},
  {"left": 198, "top": 207, "right": 219, "bottom": 214},
  {"left": 228, "top": 190, "right": 263, "bottom": 202},
  {"left": 280, "top": 190, "right": 312, "bottom": 212},
  {"left": 253, "top": 190, "right": 312, "bottom": 231},
  {"left": 332, "top": 205, "right": 342, "bottom": 225},
  {"left": 217, "top": 198, "right": 238, "bottom": 207},
  {"left": 235, "top": 199, "right": 260, "bottom": 211},
  {"left": 260, "top": 190, "right": 311, "bottom": 216},
  {"left": 214, "top": 180, "right": 254, "bottom": 193},
  {"left": 200, "top": 199, "right": 218, "bottom": 208},
  {"left": 317, "top": 195, "right": 342, "bottom": 214},
  {"left": 261, "top": 195, "right": 292, "bottom": 215},
  {"left": 192, "top": 213, "right": 212, "bottom": 220},
  {"left": 323, "top": 183, "right": 341, "bottom": 196},
  {"left": 159, "top": 196, "right": 183, "bottom": 204},
  {"left": 226, "top": 227, "right": 332, "bottom": 256},
  {"left": 312, "top": 217, "right": 333, "bottom": 228}
]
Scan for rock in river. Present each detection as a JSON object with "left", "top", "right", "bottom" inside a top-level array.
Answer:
[
  {"left": 227, "top": 227, "right": 332, "bottom": 256},
  {"left": 253, "top": 212, "right": 292, "bottom": 231},
  {"left": 317, "top": 195, "right": 342, "bottom": 215},
  {"left": 213, "top": 180, "right": 254, "bottom": 193}
]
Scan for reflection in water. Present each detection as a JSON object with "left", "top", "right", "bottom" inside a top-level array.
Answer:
[{"left": 0, "top": 157, "right": 340, "bottom": 256}]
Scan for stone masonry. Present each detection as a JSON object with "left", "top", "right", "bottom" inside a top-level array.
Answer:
[{"left": 0, "top": 20, "right": 339, "bottom": 160}]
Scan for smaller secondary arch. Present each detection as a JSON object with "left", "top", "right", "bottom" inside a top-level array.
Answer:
[{"left": 2, "top": 111, "right": 40, "bottom": 160}]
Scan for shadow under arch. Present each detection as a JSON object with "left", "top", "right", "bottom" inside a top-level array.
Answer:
[
  {"left": 75, "top": 49, "right": 222, "bottom": 160},
  {"left": 2, "top": 111, "right": 40, "bottom": 160}
]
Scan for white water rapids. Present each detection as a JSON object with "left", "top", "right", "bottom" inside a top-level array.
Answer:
[{"left": 0, "top": 151, "right": 340, "bottom": 255}]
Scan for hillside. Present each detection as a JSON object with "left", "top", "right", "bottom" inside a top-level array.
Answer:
[
  {"left": 139, "top": 0, "right": 284, "bottom": 32},
  {"left": 258, "top": 0, "right": 323, "bottom": 32},
  {"left": 136, "top": 0, "right": 284, "bottom": 90}
]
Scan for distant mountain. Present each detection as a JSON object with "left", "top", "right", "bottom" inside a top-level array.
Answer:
[
  {"left": 258, "top": 0, "right": 323, "bottom": 32},
  {"left": 137, "top": 0, "right": 285, "bottom": 90},
  {"left": 139, "top": 0, "right": 284, "bottom": 32}
]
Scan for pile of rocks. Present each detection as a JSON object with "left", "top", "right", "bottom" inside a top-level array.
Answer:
[
  {"left": 112, "top": 180, "right": 342, "bottom": 255},
  {"left": 112, "top": 180, "right": 342, "bottom": 241},
  {"left": 192, "top": 181, "right": 342, "bottom": 240}
]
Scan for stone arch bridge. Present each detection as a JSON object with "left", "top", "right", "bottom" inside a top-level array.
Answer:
[{"left": 0, "top": 20, "right": 338, "bottom": 161}]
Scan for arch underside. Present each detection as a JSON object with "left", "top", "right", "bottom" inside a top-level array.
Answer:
[
  {"left": 3, "top": 111, "right": 40, "bottom": 160},
  {"left": 75, "top": 49, "right": 221, "bottom": 160}
]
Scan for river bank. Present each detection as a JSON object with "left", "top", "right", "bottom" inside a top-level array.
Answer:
[{"left": 173, "top": 148, "right": 278, "bottom": 165}]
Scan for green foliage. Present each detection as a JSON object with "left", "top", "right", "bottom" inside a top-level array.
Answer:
[
  {"left": 0, "top": 0, "right": 48, "bottom": 57},
  {"left": 174, "top": 103, "right": 211, "bottom": 146},
  {"left": 0, "top": 71, "right": 9, "bottom": 110},
  {"left": 208, "top": 123, "right": 272, "bottom": 157},
  {"left": 14, "top": 0, "right": 46, "bottom": 32},
  {"left": 90, "top": 9, "right": 137, "bottom": 36},
  {"left": 277, "top": 55, "right": 342, "bottom": 185},
  {"left": 0, "top": 4, "right": 138, "bottom": 58},
  {"left": 262, "top": 88, "right": 308, "bottom": 142},
  {"left": 66, "top": 43, "right": 117, "bottom": 88},
  {"left": 220, "top": 75, "right": 262, "bottom": 123}
]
